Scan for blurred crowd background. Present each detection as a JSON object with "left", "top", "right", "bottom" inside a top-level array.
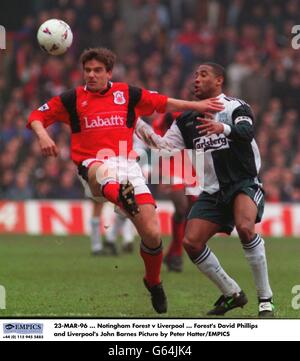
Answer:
[{"left": 1, "top": 0, "right": 300, "bottom": 202}]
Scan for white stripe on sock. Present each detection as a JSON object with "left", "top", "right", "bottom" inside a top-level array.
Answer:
[
  {"left": 194, "top": 246, "right": 211, "bottom": 264},
  {"left": 243, "top": 235, "right": 273, "bottom": 299}
]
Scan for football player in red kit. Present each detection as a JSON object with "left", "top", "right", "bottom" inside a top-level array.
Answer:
[{"left": 27, "top": 48, "right": 223, "bottom": 314}]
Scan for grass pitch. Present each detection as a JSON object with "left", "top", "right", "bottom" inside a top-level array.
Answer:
[{"left": 0, "top": 235, "right": 299, "bottom": 318}]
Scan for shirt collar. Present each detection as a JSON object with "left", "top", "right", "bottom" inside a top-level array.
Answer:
[{"left": 84, "top": 81, "right": 113, "bottom": 94}]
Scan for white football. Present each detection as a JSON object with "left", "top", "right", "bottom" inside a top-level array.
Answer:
[{"left": 37, "top": 19, "right": 73, "bottom": 55}]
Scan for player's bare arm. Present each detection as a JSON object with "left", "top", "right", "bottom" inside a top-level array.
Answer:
[
  {"left": 166, "top": 97, "right": 224, "bottom": 113},
  {"left": 30, "top": 120, "right": 58, "bottom": 157}
]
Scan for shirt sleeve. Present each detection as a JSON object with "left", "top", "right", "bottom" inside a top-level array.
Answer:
[
  {"left": 27, "top": 96, "right": 70, "bottom": 129},
  {"left": 227, "top": 104, "right": 254, "bottom": 142},
  {"left": 162, "top": 122, "right": 186, "bottom": 150},
  {"left": 135, "top": 88, "right": 168, "bottom": 116}
]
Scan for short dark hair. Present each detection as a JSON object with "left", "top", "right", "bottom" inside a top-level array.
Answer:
[
  {"left": 80, "top": 47, "right": 116, "bottom": 71},
  {"left": 201, "top": 62, "right": 226, "bottom": 82}
]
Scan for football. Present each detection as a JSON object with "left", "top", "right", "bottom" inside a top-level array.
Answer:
[{"left": 37, "top": 19, "right": 73, "bottom": 55}]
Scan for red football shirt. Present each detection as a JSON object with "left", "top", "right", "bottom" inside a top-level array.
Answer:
[
  {"left": 27, "top": 82, "right": 168, "bottom": 165},
  {"left": 152, "top": 112, "right": 181, "bottom": 136}
]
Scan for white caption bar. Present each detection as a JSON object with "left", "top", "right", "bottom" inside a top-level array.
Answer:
[{"left": 1, "top": 319, "right": 300, "bottom": 341}]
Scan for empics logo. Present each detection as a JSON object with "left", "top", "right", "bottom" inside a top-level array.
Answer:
[
  {"left": 0, "top": 25, "right": 6, "bottom": 50},
  {"left": 3, "top": 323, "right": 44, "bottom": 334}
]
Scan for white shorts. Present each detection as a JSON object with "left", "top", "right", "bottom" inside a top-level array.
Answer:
[{"left": 77, "top": 156, "right": 153, "bottom": 204}]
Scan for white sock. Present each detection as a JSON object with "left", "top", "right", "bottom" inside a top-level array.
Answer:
[
  {"left": 90, "top": 217, "right": 102, "bottom": 252},
  {"left": 105, "top": 214, "right": 125, "bottom": 243},
  {"left": 193, "top": 246, "right": 241, "bottom": 296},
  {"left": 122, "top": 218, "right": 135, "bottom": 245},
  {"left": 242, "top": 234, "right": 273, "bottom": 299}
]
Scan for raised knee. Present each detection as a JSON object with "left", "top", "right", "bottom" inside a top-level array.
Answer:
[
  {"left": 183, "top": 236, "right": 205, "bottom": 258},
  {"left": 183, "top": 236, "right": 191, "bottom": 248},
  {"left": 236, "top": 223, "right": 255, "bottom": 243}
]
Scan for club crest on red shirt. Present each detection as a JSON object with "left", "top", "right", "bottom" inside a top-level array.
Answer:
[
  {"left": 113, "top": 91, "right": 126, "bottom": 105},
  {"left": 38, "top": 103, "right": 50, "bottom": 112}
]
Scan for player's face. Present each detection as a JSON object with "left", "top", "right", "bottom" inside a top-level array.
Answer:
[
  {"left": 194, "top": 65, "right": 221, "bottom": 99},
  {"left": 83, "top": 59, "right": 112, "bottom": 92}
]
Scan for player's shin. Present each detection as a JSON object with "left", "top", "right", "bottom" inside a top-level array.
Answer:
[
  {"left": 90, "top": 216, "right": 102, "bottom": 253},
  {"left": 167, "top": 217, "right": 185, "bottom": 257},
  {"left": 242, "top": 234, "right": 273, "bottom": 299},
  {"left": 184, "top": 242, "right": 241, "bottom": 296},
  {"left": 122, "top": 218, "right": 135, "bottom": 247},
  {"left": 105, "top": 213, "right": 125, "bottom": 242},
  {"left": 140, "top": 240, "right": 167, "bottom": 314},
  {"left": 140, "top": 240, "right": 163, "bottom": 287}
]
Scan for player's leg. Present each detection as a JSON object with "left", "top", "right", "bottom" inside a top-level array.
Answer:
[
  {"left": 233, "top": 191, "right": 274, "bottom": 317},
  {"left": 130, "top": 203, "right": 167, "bottom": 313},
  {"left": 183, "top": 194, "right": 247, "bottom": 315},
  {"left": 164, "top": 187, "right": 188, "bottom": 272},
  {"left": 184, "top": 219, "right": 243, "bottom": 295},
  {"left": 104, "top": 213, "right": 127, "bottom": 255},
  {"left": 121, "top": 218, "right": 135, "bottom": 253},
  {"left": 90, "top": 201, "right": 103, "bottom": 255},
  {"left": 105, "top": 212, "right": 135, "bottom": 253},
  {"left": 88, "top": 161, "right": 139, "bottom": 217}
]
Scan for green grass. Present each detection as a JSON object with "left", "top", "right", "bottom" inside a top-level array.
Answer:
[{"left": 0, "top": 235, "right": 299, "bottom": 318}]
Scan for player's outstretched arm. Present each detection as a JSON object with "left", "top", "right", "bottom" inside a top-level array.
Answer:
[
  {"left": 135, "top": 118, "right": 185, "bottom": 152},
  {"left": 30, "top": 120, "right": 58, "bottom": 157},
  {"left": 135, "top": 118, "right": 172, "bottom": 150},
  {"left": 166, "top": 97, "right": 224, "bottom": 113}
]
